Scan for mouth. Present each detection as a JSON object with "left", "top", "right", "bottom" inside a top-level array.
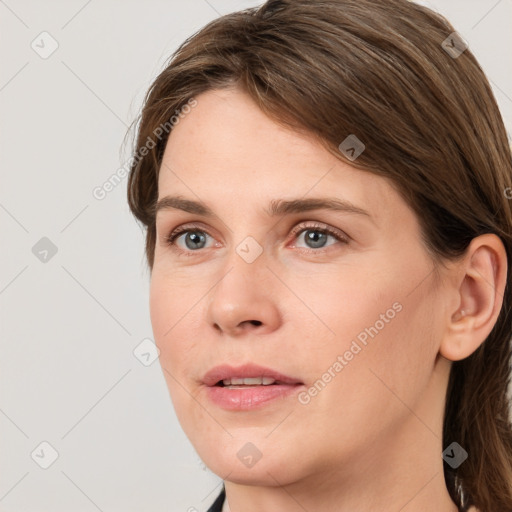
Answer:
[
  {"left": 203, "top": 363, "right": 303, "bottom": 387},
  {"left": 216, "top": 376, "right": 297, "bottom": 388},
  {"left": 202, "top": 364, "right": 304, "bottom": 410}
]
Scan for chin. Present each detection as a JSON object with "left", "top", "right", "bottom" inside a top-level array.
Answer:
[
  {"left": 206, "top": 461, "right": 293, "bottom": 487},
  {"left": 198, "top": 440, "right": 304, "bottom": 486}
]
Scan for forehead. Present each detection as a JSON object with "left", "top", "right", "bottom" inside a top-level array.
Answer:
[{"left": 157, "top": 88, "right": 403, "bottom": 222}]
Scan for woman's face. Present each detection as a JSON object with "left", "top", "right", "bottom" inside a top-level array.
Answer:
[{"left": 150, "top": 88, "right": 452, "bottom": 486}]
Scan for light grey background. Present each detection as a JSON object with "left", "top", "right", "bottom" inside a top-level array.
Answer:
[{"left": 1, "top": 1, "right": 511, "bottom": 511}]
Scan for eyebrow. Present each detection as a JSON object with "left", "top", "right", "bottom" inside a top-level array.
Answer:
[{"left": 155, "top": 195, "right": 371, "bottom": 219}]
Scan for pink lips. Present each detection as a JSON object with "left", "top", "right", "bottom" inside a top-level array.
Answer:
[{"left": 202, "top": 363, "right": 304, "bottom": 411}]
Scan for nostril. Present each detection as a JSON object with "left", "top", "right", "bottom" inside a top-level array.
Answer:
[{"left": 249, "top": 320, "right": 262, "bottom": 326}]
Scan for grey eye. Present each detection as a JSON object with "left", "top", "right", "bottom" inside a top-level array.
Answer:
[
  {"left": 303, "top": 230, "right": 329, "bottom": 248},
  {"left": 183, "top": 231, "right": 207, "bottom": 250}
]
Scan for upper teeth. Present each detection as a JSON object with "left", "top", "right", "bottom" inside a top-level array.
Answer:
[{"left": 222, "top": 377, "right": 276, "bottom": 386}]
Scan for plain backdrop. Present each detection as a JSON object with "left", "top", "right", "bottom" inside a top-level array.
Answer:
[{"left": 1, "top": 1, "right": 511, "bottom": 511}]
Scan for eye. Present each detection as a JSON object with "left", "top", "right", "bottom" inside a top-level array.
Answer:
[
  {"left": 290, "top": 223, "right": 348, "bottom": 251},
  {"left": 164, "top": 221, "right": 348, "bottom": 255},
  {"left": 165, "top": 224, "right": 215, "bottom": 252}
]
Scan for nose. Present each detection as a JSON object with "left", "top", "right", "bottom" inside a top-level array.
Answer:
[{"left": 206, "top": 252, "right": 282, "bottom": 337}]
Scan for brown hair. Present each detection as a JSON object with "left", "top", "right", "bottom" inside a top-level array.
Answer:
[{"left": 126, "top": 0, "right": 512, "bottom": 509}]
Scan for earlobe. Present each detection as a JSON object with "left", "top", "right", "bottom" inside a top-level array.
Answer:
[{"left": 439, "top": 234, "right": 507, "bottom": 362}]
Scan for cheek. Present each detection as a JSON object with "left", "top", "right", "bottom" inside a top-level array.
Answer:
[
  {"left": 289, "top": 279, "right": 439, "bottom": 458},
  {"left": 300, "top": 262, "right": 439, "bottom": 399},
  {"left": 285, "top": 263, "right": 402, "bottom": 354},
  {"left": 339, "top": 280, "right": 439, "bottom": 409},
  {"left": 149, "top": 264, "right": 204, "bottom": 336},
  {"left": 149, "top": 279, "right": 207, "bottom": 428},
  {"left": 149, "top": 272, "right": 203, "bottom": 374}
]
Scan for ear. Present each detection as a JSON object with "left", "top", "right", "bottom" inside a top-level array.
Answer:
[{"left": 440, "top": 234, "right": 508, "bottom": 362}]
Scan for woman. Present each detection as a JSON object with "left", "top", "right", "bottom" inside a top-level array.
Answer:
[{"left": 127, "top": 0, "right": 512, "bottom": 510}]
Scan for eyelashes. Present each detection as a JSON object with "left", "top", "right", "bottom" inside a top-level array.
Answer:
[
  {"left": 288, "top": 223, "right": 348, "bottom": 250},
  {"left": 164, "top": 221, "right": 349, "bottom": 255}
]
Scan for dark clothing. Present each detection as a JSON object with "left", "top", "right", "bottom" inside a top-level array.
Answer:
[
  {"left": 206, "top": 487, "right": 225, "bottom": 512},
  {"left": 205, "top": 486, "right": 471, "bottom": 511}
]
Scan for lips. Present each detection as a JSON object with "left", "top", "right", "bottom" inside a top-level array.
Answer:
[
  {"left": 202, "top": 364, "right": 304, "bottom": 410},
  {"left": 202, "top": 363, "right": 303, "bottom": 387}
]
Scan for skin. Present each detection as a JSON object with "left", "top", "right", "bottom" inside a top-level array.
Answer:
[{"left": 149, "top": 87, "right": 506, "bottom": 512}]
